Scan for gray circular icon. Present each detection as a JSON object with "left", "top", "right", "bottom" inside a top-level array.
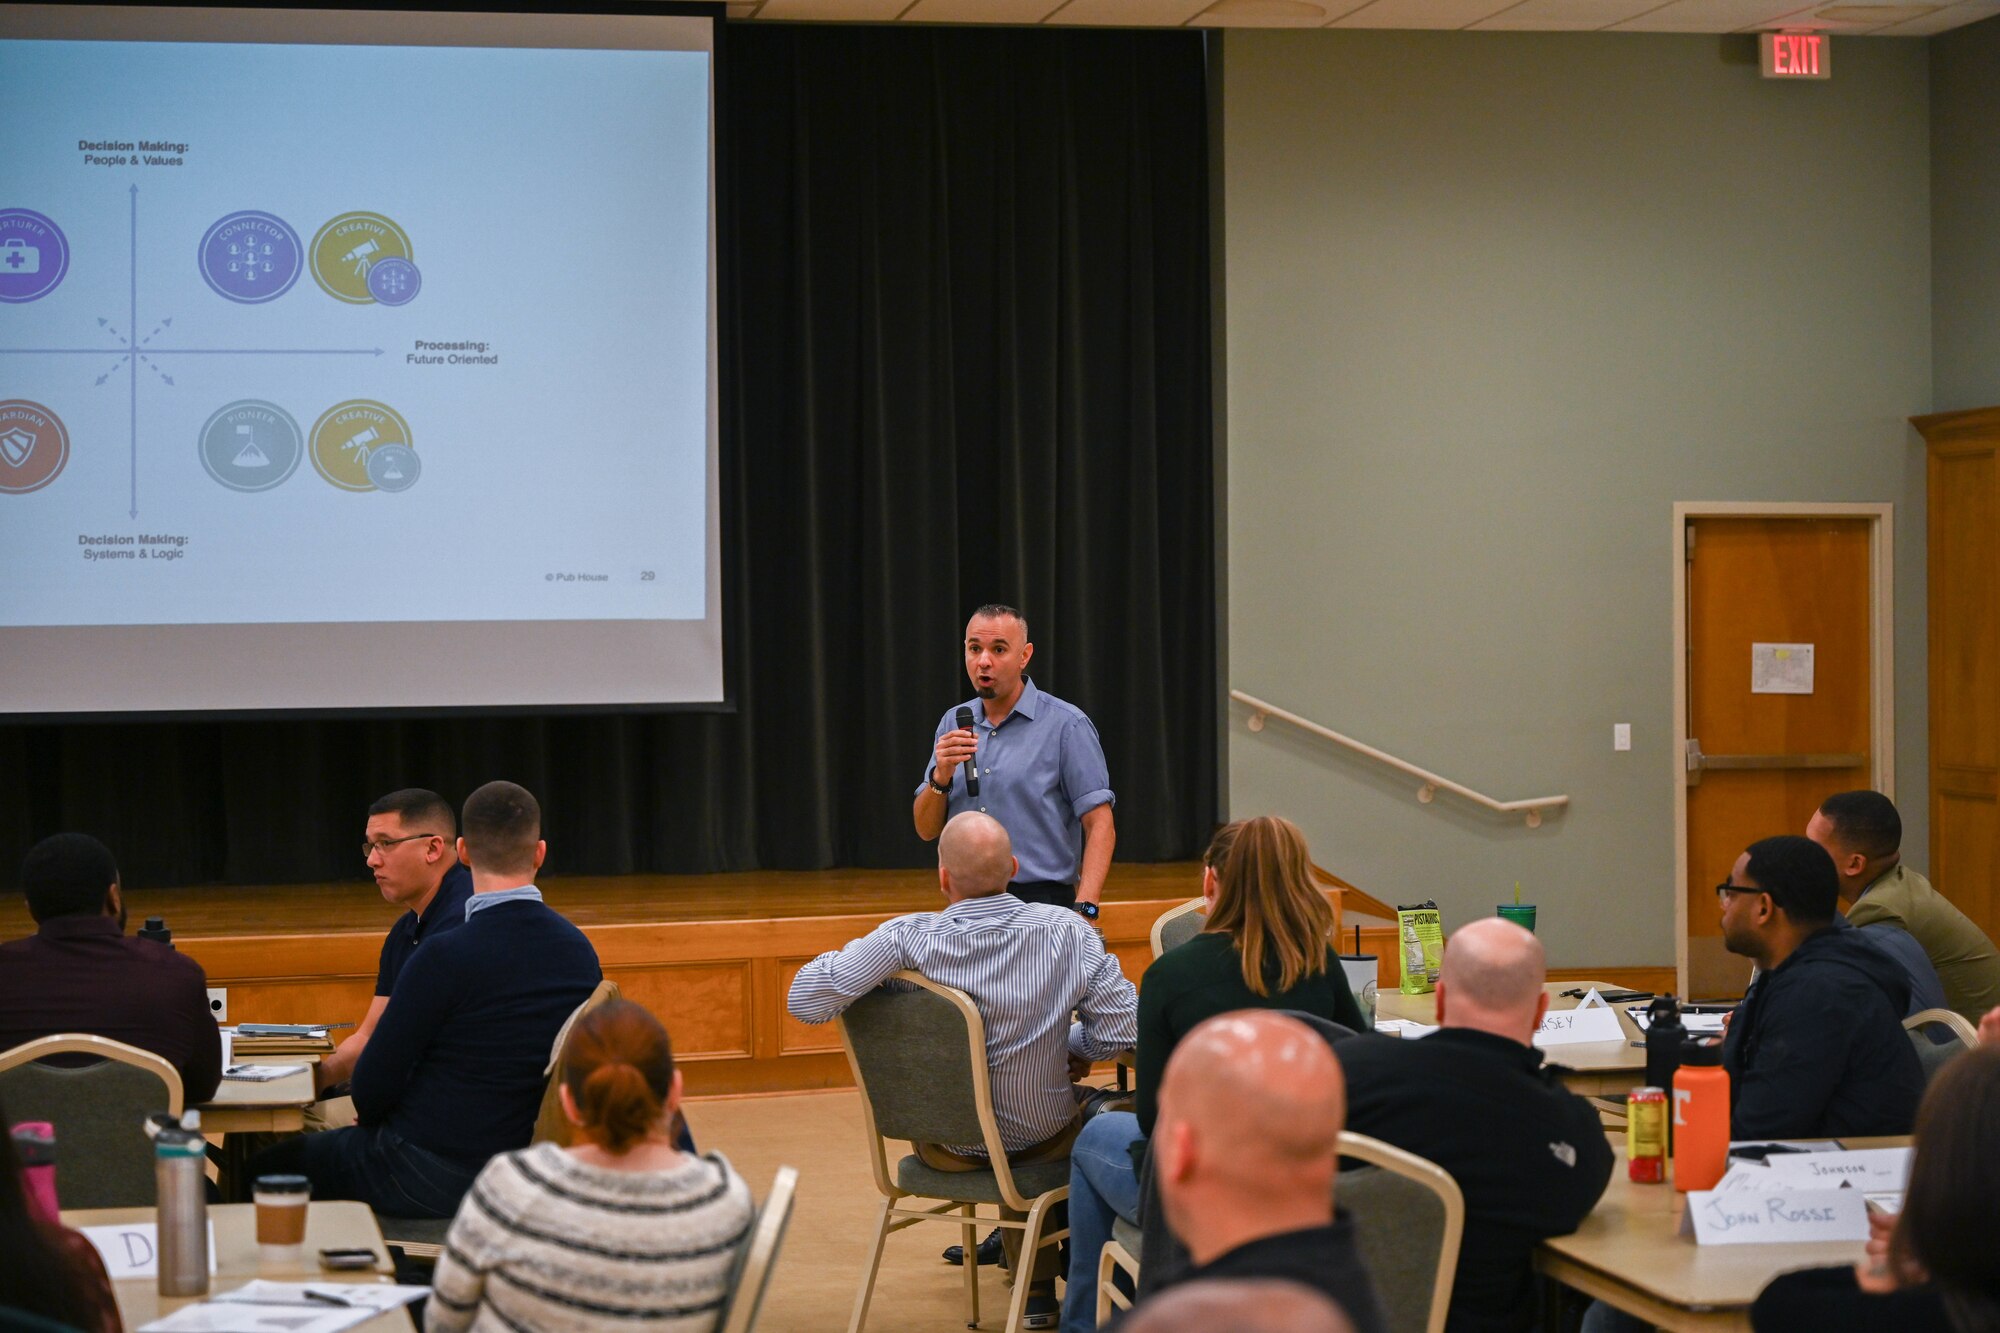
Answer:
[
  {"left": 365, "top": 443, "right": 420, "bottom": 492},
  {"left": 199, "top": 400, "right": 303, "bottom": 492}
]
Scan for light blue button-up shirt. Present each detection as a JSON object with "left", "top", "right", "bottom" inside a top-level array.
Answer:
[
  {"left": 917, "top": 679, "right": 1114, "bottom": 885},
  {"left": 464, "top": 884, "right": 544, "bottom": 920}
]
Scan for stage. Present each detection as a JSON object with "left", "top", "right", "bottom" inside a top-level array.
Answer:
[{"left": 0, "top": 865, "right": 1220, "bottom": 1096}]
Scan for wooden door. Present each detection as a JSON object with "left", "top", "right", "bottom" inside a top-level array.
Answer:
[{"left": 1684, "top": 517, "right": 1875, "bottom": 999}]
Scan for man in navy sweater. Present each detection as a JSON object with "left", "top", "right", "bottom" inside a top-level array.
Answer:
[{"left": 251, "top": 781, "right": 600, "bottom": 1217}]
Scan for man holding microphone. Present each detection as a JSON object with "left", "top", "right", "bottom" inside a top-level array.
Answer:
[{"left": 914, "top": 603, "right": 1116, "bottom": 920}]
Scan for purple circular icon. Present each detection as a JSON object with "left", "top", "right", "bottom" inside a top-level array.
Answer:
[
  {"left": 0, "top": 209, "right": 69, "bottom": 304},
  {"left": 198, "top": 211, "right": 302, "bottom": 304},
  {"left": 365, "top": 257, "right": 421, "bottom": 307}
]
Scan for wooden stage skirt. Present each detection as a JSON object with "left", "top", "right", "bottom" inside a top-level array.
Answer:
[{"left": 0, "top": 865, "right": 1232, "bottom": 1097}]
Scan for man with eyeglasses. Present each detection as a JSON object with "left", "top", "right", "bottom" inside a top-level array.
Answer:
[
  {"left": 1717, "top": 834, "right": 1924, "bottom": 1140},
  {"left": 312, "top": 788, "right": 473, "bottom": 1106}
]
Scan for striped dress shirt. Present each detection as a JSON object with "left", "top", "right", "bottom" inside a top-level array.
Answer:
[{"left": 788, "top": 892, "right": 1138, "bottom": 1152}]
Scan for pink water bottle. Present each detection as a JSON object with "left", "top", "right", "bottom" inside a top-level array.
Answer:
[{"left": 11, "top": 1122, "right": 59, "bottom": 1224}]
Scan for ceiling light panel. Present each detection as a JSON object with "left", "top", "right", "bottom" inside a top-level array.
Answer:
[{"left": 902, "top": 0, "right": 1069, "bottom": 19}]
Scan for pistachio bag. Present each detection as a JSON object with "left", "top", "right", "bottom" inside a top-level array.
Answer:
[{"left": 1396, "top": 901, "right": 1445, "bottom": 994}]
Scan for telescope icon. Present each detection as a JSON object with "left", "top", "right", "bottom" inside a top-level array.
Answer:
[
  {"left": 342, "top": 426, "right": 380, "bottom": 460},
  {"left": 342, "top": 239, "right": 381, "bottom": 277}
]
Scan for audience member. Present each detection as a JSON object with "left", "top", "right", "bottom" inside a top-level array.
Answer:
[
  {"left": 788, "top": 811, "right": 1137, "bottom": 1329},
  {"left": 313, "top": 789, "right": 474, "bottom": 1104},
  {"left": 1752, "top": 1044, "right": 2000, "bottom": 1331},
  {"left": 250, "top": 781, "right": 602, "bottom": 1218},
  {"left": 1338, "top": 918, "right": 1612, "bottom": 1333},
  {"left": 1719, "top": 834, "right": 1924, "bottom": 1139},
  {"left": 0, "top": 833, "right": 222, "bottom": 1104},
  {"left": 1809, "top": 790, "right": 2000, "bottom": 1022},
  {"left": 1135, "top": 1011, "right": 1384, "bottom": 1332},
  {"left": 1063, "top": 817, "right": 1364, "bottom": 1333},
  {"left": 429, "top": 1001, "right": 752, "bottom": 1333},
  {"left": 0, "top": 1100, "right": 120, "bottom": 1333},
  {"left": 1118, "top": 1279, "right": 1355, "bottom": 1333}
]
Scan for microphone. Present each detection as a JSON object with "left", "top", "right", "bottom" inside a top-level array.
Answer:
[{"left": 955, "top": 706, "right": 981, "bottom": 798}]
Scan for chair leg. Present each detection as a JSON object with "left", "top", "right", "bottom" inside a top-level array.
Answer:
[
  {"left": 1004, "top": 1193, "right": 1061, "bottom": 1333},
  {"left": 961, "top": 1204, "right": 980, "bottom": 1329},
  {"left": 847, "top": 1197, "right": 895, "bottom": 1333}
]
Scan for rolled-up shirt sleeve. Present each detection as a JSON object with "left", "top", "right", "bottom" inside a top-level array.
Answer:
[
  {"left": 1060, "top": 715, "right": 1114, "bottom": 818},
  {"left": 787, "top": 922, "right": 911, "bottom": 1025}
]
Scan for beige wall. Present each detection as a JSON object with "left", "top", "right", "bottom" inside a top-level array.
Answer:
[{"left": 1221, "top": 30, "right": 1933, "bottom": 967}]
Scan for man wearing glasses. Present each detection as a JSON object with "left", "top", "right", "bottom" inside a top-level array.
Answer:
[
  {"left": 312, "top": 788, "right": 472, "bottom": 1107},
  {"left": 1716, "top": 834, "right": 1924, "bottom": 1140}
]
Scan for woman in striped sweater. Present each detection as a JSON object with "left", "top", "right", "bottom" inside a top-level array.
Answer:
[{"left": 429, "top": 1000, "right": 755, "bottom": 1332}]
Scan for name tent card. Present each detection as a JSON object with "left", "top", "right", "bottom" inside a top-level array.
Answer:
[
  {"left": 80, "top": 1221, "right": 218, "bottom": 1278},
  {"left": 1532, "top": 995, "right": 1625, "bottom": 1048},
  {"left": 1679, "top": 1185, "right": 1868, "bottom": 1245},
  {"left": 1762, "top": 1147, "right": 1912, "bottom": 1192}
]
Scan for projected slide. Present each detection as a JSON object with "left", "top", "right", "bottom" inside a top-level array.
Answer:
[{"left": 0, "top": 10, "right": 722, "bottom": 713}]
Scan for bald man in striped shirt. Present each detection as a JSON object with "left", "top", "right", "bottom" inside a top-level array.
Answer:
[{"left": 789, "top": 811, "right": 1137, "bottom": 1325}]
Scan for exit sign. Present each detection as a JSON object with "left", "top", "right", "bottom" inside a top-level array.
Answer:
[{"left": 1761, "top": 32, "right": 1831, "bottom": 79}]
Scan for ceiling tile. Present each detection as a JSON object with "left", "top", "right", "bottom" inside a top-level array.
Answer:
[
  {"left": 1053, "top": 0, "right": 1213, "bottom": 22},
  {"left": 903, "top": 0, "right": 1068, "bottom": 19},
  {"left": 756, "top": 0, "right": 911, "bottom": 18},
  {"left": 1837, "top": 0, "right": 1998, "bottom": 31},
  {"left": 1471, "top": 0, "right": 1667, "bottom": 25},
  {"left": 1606, "top": 1, "right": 1815, "bottom": 29},
  {"left": 1191, "top": 0, "right": 1335, "bottom": 21},
  {"left": 1330, "top": 0, "right": 1515, "bottom": 26}
]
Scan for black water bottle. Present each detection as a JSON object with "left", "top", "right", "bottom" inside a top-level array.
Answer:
[{"left": 1644, "top": 994, "right": 1687, "bottom": 1096}]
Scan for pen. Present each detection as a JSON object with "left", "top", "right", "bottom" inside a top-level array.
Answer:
[{"left": 302, "top": 1289, "right": 356, "bottom": 1307}]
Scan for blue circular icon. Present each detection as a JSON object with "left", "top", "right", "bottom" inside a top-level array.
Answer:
[
  {"left": 365, "top": 258, "right": 421, "bottom": 307},
  {"left": 0, "top": 209, "right": 70, "bottom": 304},
  {"left": 199, "top": 211, "right": 303, "bottom": 304}
]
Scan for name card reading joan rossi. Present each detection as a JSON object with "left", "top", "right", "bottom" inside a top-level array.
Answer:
[{"left": 1678, "top": 1186, "right": 1868, "bottom": 1245}]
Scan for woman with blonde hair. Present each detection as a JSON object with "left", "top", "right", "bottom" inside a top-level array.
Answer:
[
  {"left": 1059, "top": 816, "right": 1364, "bottom": 1333},
  {"left": 429, "top": 1001, "right": 754, "bottom": 1333}
]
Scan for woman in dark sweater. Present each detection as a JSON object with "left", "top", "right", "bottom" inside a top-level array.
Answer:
[
  {"left": 1059, "top": 817, "right": 1366, "bottom": 1333},
  {"left": 1752, "top": 1044, "right": 2000, "bottom": 1332}
]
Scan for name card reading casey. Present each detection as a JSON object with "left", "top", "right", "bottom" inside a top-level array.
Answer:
[
  {"left": 1531, "top": 1006, "right": 1626, "bottom": 1047},
  {"left": 1679, "top": 1186, "right": 1868, "bottom": 1245}
]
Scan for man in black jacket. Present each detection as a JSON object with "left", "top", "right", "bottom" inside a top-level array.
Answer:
[
  {"left": 1719, "top": 834, "right": 1924, "bottom": 1140},
  {"left": 1339, "top": 918, "right": 1613, "bottom": 1333}
]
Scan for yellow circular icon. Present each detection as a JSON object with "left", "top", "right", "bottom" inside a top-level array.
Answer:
[
  {"left": 310, "top": 400, "right": 412, "bottom": 492},
  {"left": 309, "top": 212, "right": 412, "bottom": 304}
]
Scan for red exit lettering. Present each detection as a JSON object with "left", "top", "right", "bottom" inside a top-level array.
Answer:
[{"left": 1774, "top": 34, "right": 1821, "bottom": 75}]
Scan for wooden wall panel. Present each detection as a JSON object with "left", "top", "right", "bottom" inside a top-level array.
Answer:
[
  {"left": 1930, "top": 447, "right": 1998, "bottom": 772},
  {"left": 1935, "top": 789, "right": 1999, "bottom": 933},
  {"left": 608, "top": 962, "right": 753, "bottom": 1060}
]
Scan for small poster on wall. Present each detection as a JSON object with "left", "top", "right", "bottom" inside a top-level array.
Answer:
[{"left": 1751, "top": 643, "right": 1815, "bottom": 695}]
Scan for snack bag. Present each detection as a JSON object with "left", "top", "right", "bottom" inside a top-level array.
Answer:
[{"left": 1396, "top": 901, "right": 1445, "bottom": 994}]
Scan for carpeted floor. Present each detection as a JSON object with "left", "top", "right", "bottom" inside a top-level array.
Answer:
[{"left": 691, "top": 1086, "right": 1065, "bottom": 1332}]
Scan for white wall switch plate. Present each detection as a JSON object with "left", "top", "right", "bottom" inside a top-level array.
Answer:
[
  {"left": 207, "top": 988, "right": 227, "bottom": 1022},
  {"left": 1614, "top": 723, "right": 1632, "bottom": 752}
]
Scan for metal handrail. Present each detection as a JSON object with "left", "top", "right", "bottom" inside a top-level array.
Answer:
[{"left": 1230, "top": 689, "right": 1570, "bottom": 828}]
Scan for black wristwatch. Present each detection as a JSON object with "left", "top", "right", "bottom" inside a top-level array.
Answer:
[
  {"left": 928, "top": 769, "right": 952, "bottom": 796},
  {"left": 1074, "top": 901, "right": 1100, "bottom": 921}
]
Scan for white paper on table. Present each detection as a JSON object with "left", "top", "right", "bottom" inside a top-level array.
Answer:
[
  {"left": 1373, "top": 1019, "right": 1438, "bottom": 1039},
  {"left": 1710, "top": 1160, "right": 1773, "bottom": 1193},
  {"left": 1532, "top": 1006, "right": 1625, "bottom": 1047},
  {"left": 221, "top": 1064, "right": 308, "bottom": 1082},
  {"left": 138, "top": 1302, "right": 377, "bottom": 1333},
  {"left": 220, "top": 1032, "right": 233, "bottom": 1069},
  {"left": 1762, "top": 1147, "right": 1913, "bottom": 1193},
  {"left": 80, "top": 1221, "right": 217, "bottom": 1278},
  {"left": 1678, "top": 1185, "right": 1868, "bottom": 1245},
  {"left": 212, "top": 1282, "right": 428, "bottom": 1311},
  {"left": 1575, "top": 988, "right": 1610, "bottom": 1009}
]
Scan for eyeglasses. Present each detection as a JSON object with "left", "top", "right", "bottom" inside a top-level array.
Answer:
[
  {"left": 1714, "top": 882, "right": 1764, "bottom": 901},
  {"left": 363, "top": 833, "right": 441, "bottom": 860}
]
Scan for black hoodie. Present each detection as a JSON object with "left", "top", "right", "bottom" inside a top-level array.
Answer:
[{"left": 1722, "top": 925, "right": 1926, "bottom": 1140}]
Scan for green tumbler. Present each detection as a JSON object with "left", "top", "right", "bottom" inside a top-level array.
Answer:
[{"left": 1496, "top": 904, "right": 1537, "bottom": 932}]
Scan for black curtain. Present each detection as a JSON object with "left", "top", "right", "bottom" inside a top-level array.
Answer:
[{"left": 0, "top": 22, "right": 1216, "bottom": 890}]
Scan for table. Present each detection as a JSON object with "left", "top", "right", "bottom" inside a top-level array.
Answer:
[
  {"left": 197, "top": 1067, "right": 317, "bottom": 1135},
  {"left": 1376, "top": 979, "right": 1648, "bottom": 1095},
  {"left": 62, "top": 1201, "right": 416, "bottom": 1332},
  {"left": 1535, "top": 1138, "right": 1910, "bottom": 1332}
]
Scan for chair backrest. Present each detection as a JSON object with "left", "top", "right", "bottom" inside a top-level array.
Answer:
[
  {"left": 719, "top": 1164, "right": 800, "bottom": 1333},
  {"left": 532, "top": 977, "right": 623, "bottom": 1147},
  {"left": 0, "top": 1035, "right": 184, "bottom": 1209},
  {"left": 1337, "top": 1132, "right": 1464, "bottom": 1333},
  {"left": 836, "top": 970, "right": 1039, "bottom": 1209},
  {"left": 1904, "top": 1007, "right": 1978, "bottom": 1086},
  {"left": 1151, "top": 899, "right": 1207, "bottom": 959}
]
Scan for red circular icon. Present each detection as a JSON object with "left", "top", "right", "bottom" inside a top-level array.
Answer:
[{"left": 0, "top": 400, "right": 69, "bottom": 494}]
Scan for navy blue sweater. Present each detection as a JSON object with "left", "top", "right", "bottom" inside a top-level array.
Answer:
[{"left": 351, "top": 896, "right": 600, "bottom": 1164}]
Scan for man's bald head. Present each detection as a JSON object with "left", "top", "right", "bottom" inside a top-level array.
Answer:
[
  {"left": 1437, "top": 917, "right": 1548, "bottom": 1041},
  {"left": 938, "top": 811, "right": 1015, "bottom": 901},
  {"left": 1155, "top": 1011, "right": 1344, "bottom": 1263},
  {"left": 1122, "top": 1279, "right": 1355, "bottom": 1333}
]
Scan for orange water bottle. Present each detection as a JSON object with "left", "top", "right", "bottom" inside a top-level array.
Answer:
[{"left": 1672, "top": 1039, "right": 1730, "bottom": 1193}]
